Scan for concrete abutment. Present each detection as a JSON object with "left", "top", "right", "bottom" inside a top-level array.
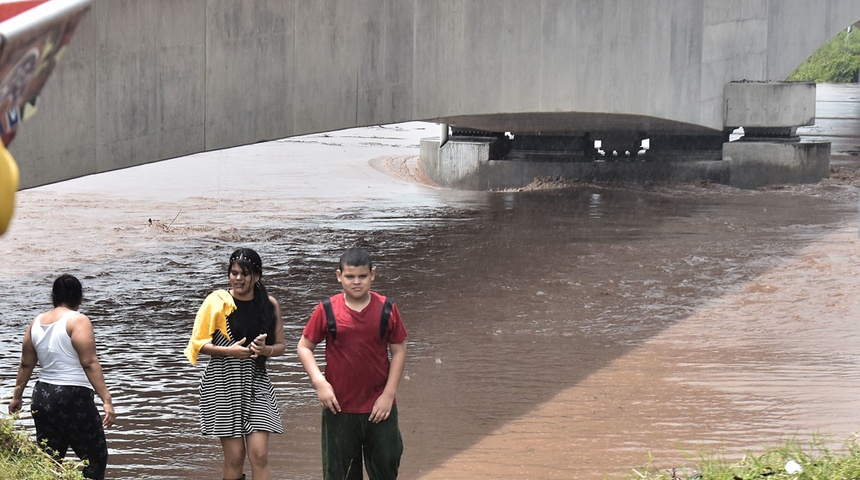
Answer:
[{"left": 420, "top": 82, "right": 830, "bottom": 190}]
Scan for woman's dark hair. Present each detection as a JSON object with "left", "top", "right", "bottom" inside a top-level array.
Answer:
[
  {"left": 52, "top": 274, "right": 83, "bottom": 309},
  {"left": 228, "top": 248, "right": 275, "bottom": 366}
]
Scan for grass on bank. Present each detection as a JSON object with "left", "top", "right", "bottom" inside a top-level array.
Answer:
[
  {"left": 789, "top": 24, "right": 860, "bottom": 83},
  {"left": 0, "top": 414, "right": 86, "bottom": 480},
  {"left": 628, "top": 435, "right": 860, "bottom": 480}
]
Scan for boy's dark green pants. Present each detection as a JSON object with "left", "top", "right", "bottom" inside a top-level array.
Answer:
[{"left": 321, "top": 405, "right": 403, "bottom": 479}]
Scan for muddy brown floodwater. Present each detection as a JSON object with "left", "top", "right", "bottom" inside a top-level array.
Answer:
[{"left": 1, "top": 84, "right": 860, "bottom": 479}]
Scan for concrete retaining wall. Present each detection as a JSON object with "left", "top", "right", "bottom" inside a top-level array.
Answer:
[{"left": 422, "top": 137, "right": 830, "bottom": 190}]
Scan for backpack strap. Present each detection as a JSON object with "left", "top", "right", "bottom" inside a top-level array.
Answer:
[
  {"left": 323, "top": 297, "right": 394, "bottom": 341},
  {"left": 322, "top": 298, "right": 337, "bottom": 341},
  {"left": 379, "top": 298, "right": 393, "bottom": 339}
]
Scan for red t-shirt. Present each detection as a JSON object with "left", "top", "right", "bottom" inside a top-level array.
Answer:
[{"left": 302, "top": 291, "right": 407, "bottom": 413}]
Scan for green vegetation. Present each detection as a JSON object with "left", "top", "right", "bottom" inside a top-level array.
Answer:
[
  {"left": 629, "top": 436, "right": 860, "bottom": 479},
  {"left": 789, "top": 25, "right": 860, "bottom": 83},
  {"left": 0, "top": 414, "right": 85, "bottom": 480}
]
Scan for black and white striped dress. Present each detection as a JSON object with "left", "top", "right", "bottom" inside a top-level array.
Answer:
[{"left": 198, "top": 312, "right": 283, "bottom": 437}]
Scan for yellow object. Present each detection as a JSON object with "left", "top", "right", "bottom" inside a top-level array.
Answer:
[
  {"left": 0, "top": 142, "right": 18, "bottom": 235},
  {"left": 184, "top": 289, "right": 236, "bottom": 365}
]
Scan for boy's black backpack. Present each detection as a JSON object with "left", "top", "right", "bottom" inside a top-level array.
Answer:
[{"left": 321, "top": 297, "right": 393, "bottom": 341}]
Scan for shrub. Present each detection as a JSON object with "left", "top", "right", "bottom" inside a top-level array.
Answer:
[
  {"left": 0, "top": 414, "right": 86, "bottom": 480},
  {"left": 629, "top": 435, "right": 860, "bottom": 480},
  {"left": 789, "top": 27, "right": 860, "bottom": 83}
]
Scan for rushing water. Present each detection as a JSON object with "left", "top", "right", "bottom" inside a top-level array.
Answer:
[{"left": 1, "top": 85, "right": 860, "bottom": 479}]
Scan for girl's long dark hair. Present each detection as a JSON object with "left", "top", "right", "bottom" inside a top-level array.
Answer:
[{"left": 229, "top": 248, "right": 276, "bottom": 367}]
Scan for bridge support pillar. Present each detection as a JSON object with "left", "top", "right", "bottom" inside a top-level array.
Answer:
[
  {"left": 420, "top": 135, "right": 493, "bottom": 190},
  {"left": 721, "top": 81, "right": 830, "bottom": 188},
  {"left": 723, "top": 141, "right": 830, "bottom": 189}
]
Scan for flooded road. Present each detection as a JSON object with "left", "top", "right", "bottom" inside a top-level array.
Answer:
[{"left": 1, "top": 84, "right": 860, "bottom": 479}]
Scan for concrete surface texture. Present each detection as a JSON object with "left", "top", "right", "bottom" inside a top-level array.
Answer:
[{"left": 9, "top": 0, "right": 860, "bottom": 188}]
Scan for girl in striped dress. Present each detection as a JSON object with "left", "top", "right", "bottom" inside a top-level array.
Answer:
[{"left": 184, "top": 248, "right": 285, "bottom": 480}]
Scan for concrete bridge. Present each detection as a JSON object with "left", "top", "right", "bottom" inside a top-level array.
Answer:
[{"left": 10, "top": 0, "right": 860, "bottom": 190}]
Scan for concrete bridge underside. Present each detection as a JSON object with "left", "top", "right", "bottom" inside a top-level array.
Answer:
[{"left": 10, "top": 0, "right": 860, "bottom": 189}]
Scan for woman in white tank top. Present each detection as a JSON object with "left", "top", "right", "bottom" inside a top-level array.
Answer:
[{"left": 8, "top": 274, "right": 115, "bottom": 480}]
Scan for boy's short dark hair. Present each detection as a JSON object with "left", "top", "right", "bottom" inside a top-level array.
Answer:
[{"left": 339, "top": 247, "right": 373, "bottom": 271}]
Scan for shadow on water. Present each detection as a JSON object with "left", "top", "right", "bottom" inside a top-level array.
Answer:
[
  {"left": 388, "top": 186, "right": 857, "bottom": 478},
  {"left": 0, "top": 85, "right": 859, "bottom": 478}
]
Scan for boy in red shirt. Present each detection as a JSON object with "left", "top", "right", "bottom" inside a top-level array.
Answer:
[{"left": 297, "top": 247, "right": 407, "bottom": 479}]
